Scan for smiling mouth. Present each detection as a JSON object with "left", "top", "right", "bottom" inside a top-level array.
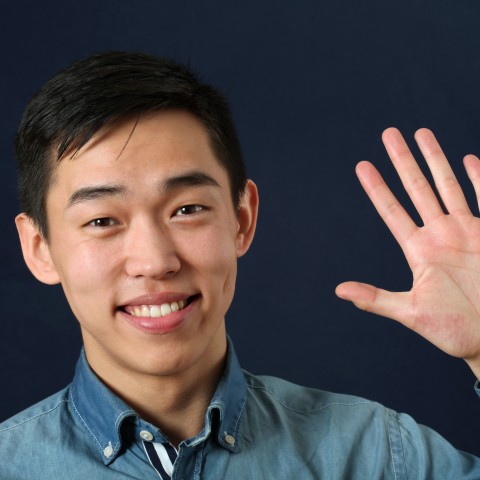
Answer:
[{"left": 120, "top": 295, "right": 197, "bottom": 318}]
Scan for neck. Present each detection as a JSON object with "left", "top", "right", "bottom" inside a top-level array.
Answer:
[
  {"left": 85, "top": 333, "right": 228, "bottom": 446},
  {"left": 124, "top": 352, "right": 226, "bottom": 446}
]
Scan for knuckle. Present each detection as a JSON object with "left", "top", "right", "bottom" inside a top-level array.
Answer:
[
  {"left": 437, "top": 175, "right": 459, "bottom": 191},
  {"left": 407, "top": 176, "right": 429, "bottom": 193},
  {"left": 382, "top": 200, "right": 401, "bottom": 218}
]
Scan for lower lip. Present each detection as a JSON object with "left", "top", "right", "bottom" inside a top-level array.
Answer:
[{"left": 119, "top": 298, "right": 197, "bottom": 334}]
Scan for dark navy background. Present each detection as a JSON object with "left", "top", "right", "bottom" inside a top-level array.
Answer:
[{"left": 2, "top": 0, "right": 480, "bottom": 455}]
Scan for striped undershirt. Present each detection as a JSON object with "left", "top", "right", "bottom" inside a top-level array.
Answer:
[{"left": 143, "top": 441, "right": 178, "bottom": 479}]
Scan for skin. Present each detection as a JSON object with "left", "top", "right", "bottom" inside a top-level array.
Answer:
[
  {"left": 337, "top": 128, "right": 480, "bottom": 380},
  {"left": 15, "top": 110, "right": 258, "bottom": 444}
]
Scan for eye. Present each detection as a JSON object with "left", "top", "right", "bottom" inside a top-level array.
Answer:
[
  {"left": 174, "top": 205, "right": 204, "bottom": 216},
  {"left": 87, "top": 217, "right": 118, "bottom": 227}
]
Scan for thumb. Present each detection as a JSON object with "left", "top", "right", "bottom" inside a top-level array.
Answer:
[{"left": 336, "top": 281, "right": 411, "bottom": 325}]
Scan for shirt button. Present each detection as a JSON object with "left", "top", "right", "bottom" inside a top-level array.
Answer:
[
  {"left": 103, "top": 444, "right": 114, "bottom": 458},
  {"left": 140, "top": 430, "right": 154, "bottom": 441},
  {"left": 224, "top": 434, "right": 235, "bottom": 446}
]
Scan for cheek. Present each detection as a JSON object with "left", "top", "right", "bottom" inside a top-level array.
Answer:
[
  {"left": 52, "top": 241, "right": 118, "bottom": 307},
  {"left": 179, "top": 226, "right": 238, "bottom": 288},
  {"left": 199, "top": 239, "right": 237, "bottom": 316}
]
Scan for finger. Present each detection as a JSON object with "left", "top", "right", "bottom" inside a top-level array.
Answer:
[
  {"left": 336, "top": 281, "right": 411, "bottom": 326},
  {"left": 464, "top": 154, "right": 480, "bottom": 212},
  {"left": 382, "top": 127, "right": 444, "bottom": 224},
  {"left": 356, "top": 161, "right": 418, "bottom": 246},
  {"left": 414, "top": 128, "right": 471, "bottom": 215}
]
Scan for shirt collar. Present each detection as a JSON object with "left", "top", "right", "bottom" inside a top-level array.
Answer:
[
  {"left": 187, "top": 337, "right": 247, "bottom": 453},
  {"left": 69, "top": 337, "right": 247, "bottom": 464}
]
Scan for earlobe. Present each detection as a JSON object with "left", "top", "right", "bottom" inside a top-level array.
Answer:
[
  {"left": 236, "top": 179, "right": 259, "bottom": 257},
  {"left": 15, "top": 213, "right": 60, "bottom": 285}
]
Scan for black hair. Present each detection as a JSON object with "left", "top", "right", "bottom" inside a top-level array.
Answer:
[{"left": 15, "top": 51, "right": 247, "bottom": 238}]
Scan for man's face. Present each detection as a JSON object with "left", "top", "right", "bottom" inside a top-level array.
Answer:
[{"left": 28, "top": 111, "right": 256, "bottom": 383}]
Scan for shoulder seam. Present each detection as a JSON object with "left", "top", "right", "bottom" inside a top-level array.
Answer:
[
  {"left": 246, "top": 382, "right": 377, "bottom": 414},
  {"left": 0, "top": 399, "right": 69, "bottom": 433}
]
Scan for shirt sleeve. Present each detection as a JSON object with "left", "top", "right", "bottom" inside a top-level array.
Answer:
[{"left": 389, "top": 407, "right": 480, "bottom": 479}]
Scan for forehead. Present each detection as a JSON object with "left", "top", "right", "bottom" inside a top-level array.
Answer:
[{"left": 49, "top": 110, "right": 230, "bottom": 197}]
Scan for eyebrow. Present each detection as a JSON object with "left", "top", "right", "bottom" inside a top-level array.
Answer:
[
  {"left": 66, "top": 185, "right": 126, "bottom": 208},
  {"left": 66, "top": 170, "right": 220, "bottom": 209},
  {"left": 161, "top": 170, "right": 220, "bottom": 191}
]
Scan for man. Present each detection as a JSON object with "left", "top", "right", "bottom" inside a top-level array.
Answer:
[{"left": 1, "top": 51, "right": 479, "bottom": 478}]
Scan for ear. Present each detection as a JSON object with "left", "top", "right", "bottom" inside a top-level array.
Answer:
[
  {"left": 236, "top": 179, "right": 259, "bottom": 257},
  {"left": 15, "top": 213, "right": 61, "bottom": 285}
]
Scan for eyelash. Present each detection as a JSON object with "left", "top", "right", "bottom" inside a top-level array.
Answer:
[
  {"left": 87, "top": 218, "right": 118, "bottom": 228},
  {"left": 174, "top": 204, "right": 205, "bottom": 216},
  {"left": 85, "top": 204, "right": 205, "bottom": 228}
]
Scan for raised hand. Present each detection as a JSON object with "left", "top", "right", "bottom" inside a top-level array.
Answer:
[{"left": 336, "top": 128, "right": 480, "bottom": 378}]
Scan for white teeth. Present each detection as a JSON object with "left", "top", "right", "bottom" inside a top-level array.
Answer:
[
  {"left": 160, "top": 303, "right": 172, "bottom": 316},
  {"left": 127, "top": 300, "right": 188, "bottom": 318}
]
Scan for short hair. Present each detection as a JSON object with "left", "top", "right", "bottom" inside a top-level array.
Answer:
[{"left": 15, "top": 51, "right": 247, "bottom": 239}]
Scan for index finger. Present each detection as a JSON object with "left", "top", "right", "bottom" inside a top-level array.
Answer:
[{"left": 356, "top": 160, "right": 418, "bottom": 247}]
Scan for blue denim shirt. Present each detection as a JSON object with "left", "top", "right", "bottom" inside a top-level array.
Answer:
[{"left": 1, "top": 339, "right": 479, "bottom": 479}]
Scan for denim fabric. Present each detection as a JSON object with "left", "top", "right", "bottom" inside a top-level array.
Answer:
[{"left": 1, "top": 339, "right": 479, "bottom": 479}]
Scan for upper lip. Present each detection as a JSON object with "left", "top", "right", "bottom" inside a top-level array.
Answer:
[{"left": 118, "top": 292, "right": 194, "bottom": 307}]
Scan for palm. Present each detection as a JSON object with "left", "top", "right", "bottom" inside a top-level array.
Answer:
[
  {"left": 405, "top": 215, "right": 480, "bottom": 358},
  {"left": 337, "top": 128, "right": 480, "bottom": 374}
]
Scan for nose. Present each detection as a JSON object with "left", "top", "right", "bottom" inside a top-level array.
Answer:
[{"left": 123, "top": 219, "right": 181, "bottom": 279}]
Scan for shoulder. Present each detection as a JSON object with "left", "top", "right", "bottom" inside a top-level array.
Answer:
[
  {"left": 0, "top": 387, "right": 71, "bottom": 440},
  {"left": 242, "top": 371, "right": 480, "bottom": 478},
  {"left": 244, "top": 370, "right": 381, "bottom": 414},
  {"left": 0, "top": 387, "right": 88, "bottom": 479},
  {"left": 242, "top": 371, "right": 408, "bottom": 454},
  {"left": 241, "top": 371, "right": 403, "bottom": 475}
]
